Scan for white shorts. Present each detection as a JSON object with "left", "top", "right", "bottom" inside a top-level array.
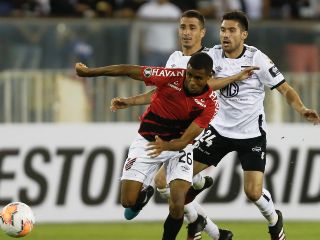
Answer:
[{"left": 121, "top": 135, "right": 194, "bottom": 186}]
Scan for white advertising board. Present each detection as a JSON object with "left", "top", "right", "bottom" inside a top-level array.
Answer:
[{"left": 0, "top": 123, "right": 319, "bottom": 222}]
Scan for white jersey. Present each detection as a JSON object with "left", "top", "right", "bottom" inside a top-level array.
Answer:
[
  {"left": 165, "top": 47, "right": 210, "bottom": 68},
  {"left": 207, "top": 44, "right": 285, "bottom": 139}
]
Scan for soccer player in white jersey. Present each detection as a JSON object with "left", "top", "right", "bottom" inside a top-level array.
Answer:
[
  {"left": 111, "top": 10, "right": 257, "bottom": 240},
  {"left": 190, "top": 11, "right": 319, "bottom": 240}
]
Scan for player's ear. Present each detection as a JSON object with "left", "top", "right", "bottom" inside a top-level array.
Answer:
[
  {"left": 241, "top": 30, "right": 248, "bottom": 40},
  {"left": 201, "top": 27, "right": 206, "bottom": 38}
]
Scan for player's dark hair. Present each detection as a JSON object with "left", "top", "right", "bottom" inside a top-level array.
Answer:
[
  {"left": 222, "top": 11, "right": 249, "bottom": 31},
  {"left": 188, "top": 52, "right": 213, "bottom": 75},
  {"left": 181, "top": 10, "right": 205, "bottom": 29}
]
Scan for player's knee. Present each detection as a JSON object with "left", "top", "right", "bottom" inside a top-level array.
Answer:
[
  {"left": 121, "top": 196, "right": 137, "bottom": 208},
  {"left": 244, "top": 187, "right": 262, "bottom": 202}
]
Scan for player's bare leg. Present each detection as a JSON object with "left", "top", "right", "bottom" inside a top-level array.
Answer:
[
  {"left": 121, "top": 180, "right": 154, "bottom": 220},
  {"left": 244, "top": 171, "right": 286, "bottom": 240},
  {"left": 162, "top": 179, "right": 190, "bottom": 240}
]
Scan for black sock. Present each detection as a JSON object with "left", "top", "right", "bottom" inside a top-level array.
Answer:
[
  {"left": 131, "top": 188, "right": 147, "bottom": 211},
  {"left": 162, "top": 214, "right": 183, "bottom": 240}
]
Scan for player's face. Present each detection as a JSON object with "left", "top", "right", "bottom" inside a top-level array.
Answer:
[
  {"left": 184, "top": 65, "right": 210, "bottom": 94},
  {"left": 179, "top": 17, "right": 205, "bottom": 49},
  {"left": 220, "top": 20, "right": 248, "bottom": 54}
]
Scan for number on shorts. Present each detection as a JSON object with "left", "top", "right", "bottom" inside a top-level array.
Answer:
[
  {"left": 199, "top": 130, "right": 216, "bottom": 147},
  {"left": 178, "top": 150, "right": 192, "bottom": 165}
]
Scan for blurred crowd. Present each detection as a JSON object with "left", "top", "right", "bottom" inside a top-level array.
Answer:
[{"left": 0, "top": 0, "right": 320, "bottom": 20}]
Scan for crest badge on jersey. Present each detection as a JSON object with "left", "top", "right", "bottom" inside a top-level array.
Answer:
[
  {"left": 143, "top": 67, "right": 152, "bottom": 78},
  {"left": 268, "top": 65, "right": 280, "bottom": 78}
]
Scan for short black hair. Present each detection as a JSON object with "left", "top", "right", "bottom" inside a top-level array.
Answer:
[
  {"left": 188, "top": 52, "right": 213, "bottom": 75},
  {"left": 181, "top": 10, "right": 205, "bottom": 29},
  {"left": 222, "top": 11, "right": 249, "bottom": 31}
]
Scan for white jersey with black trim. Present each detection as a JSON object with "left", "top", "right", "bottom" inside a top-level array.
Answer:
[
  {"left": 165, "top": 47, "right": 210, "bottom": 68},
  {"left": 207, "top": 44, "right": 285, "bottom": 139}
]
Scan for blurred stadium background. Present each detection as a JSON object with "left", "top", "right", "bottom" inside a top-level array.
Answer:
[{"left": 0, "top": 1, "right": 319, "bottom": 239}]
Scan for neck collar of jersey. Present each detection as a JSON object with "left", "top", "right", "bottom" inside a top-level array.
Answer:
[
  {"left": 183, "top": 46, "right": 205, "bottom": 56},
  {"left": 223, "top": 46, "right": 246, "bottom": 59}
]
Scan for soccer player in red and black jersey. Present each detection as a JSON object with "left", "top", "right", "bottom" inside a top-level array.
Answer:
[{"left": 75, "top": 52, "right": 218, "bottom": 240}]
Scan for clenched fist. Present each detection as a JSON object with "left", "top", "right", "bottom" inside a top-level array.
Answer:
[{"left": 75, "top": 62, "right": 90, "bottom": 77}]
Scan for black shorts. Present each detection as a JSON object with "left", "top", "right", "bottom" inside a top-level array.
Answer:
[{"left": 193, "top": 125, "right": 267, "bottom": 172}]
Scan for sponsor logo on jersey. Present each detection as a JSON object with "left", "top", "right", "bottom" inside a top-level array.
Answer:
[
  {"left": 252, "top": 146, "right": 262, "bottom": 152},
  {"left": 268, "top": 65, "right": 280, "bottom": 77},
  {"left": 215, "top": 66, "right": 222, "bottom": 72},
  {"left": 194, "top": 98, "right": 206, "bottom": 108},
  {"left": 143, "top": 68, "right": 152, "bottom": 78},
  {"left": 220, "top": 82, "right": 239, "bottom": 98},
  {"left": 152, "top": 68, "right": 185, "bottom": 77},
  {"left": 168, "top": 82, "right": 182, "bottom": 91},
  {"left": 181, "top": 165, "right": 190, "bottom": 172}
]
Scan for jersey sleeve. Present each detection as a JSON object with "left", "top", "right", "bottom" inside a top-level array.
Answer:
[
  {"left": 253, "top": 51, "right": 285, "bottom": 90},
  {"left": 141, "top": 66, "right": 186, "bottom": 87},
  {"left": 193, "top": 92, "right": 219, "bottom": 128},
  {"left": 165, "top": 52, "right": 176, "bottom": 68},
  {"left": 206, "top": 48, "right": 216, "bottom": 74}
]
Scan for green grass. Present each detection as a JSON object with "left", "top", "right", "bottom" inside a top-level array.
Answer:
[{"left": 1, "top": 221, "right": 320, "bottom": 240}]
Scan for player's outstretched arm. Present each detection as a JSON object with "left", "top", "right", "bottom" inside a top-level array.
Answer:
[
  {"left": 110, "top": 89, "right": 155, "bottom": 112},
  {"left": 147, "top": 122, "right": 203, "bottom": 158},
  {"left": 277, "top": 82, "right": 320, "bottom": 125},
  {"left": 75, "top": 62, "right": 143, "bottom": 81},
  {"left": 208, "top": 66, "right": 259, "bottom": 90}
]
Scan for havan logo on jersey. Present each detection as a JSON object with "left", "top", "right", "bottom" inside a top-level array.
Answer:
[
  {"left": 143, "top": 67, "right": 185, "bottom": 78},
  {"left": 220, "top": 82, "right": 239, "bottom": 98}
]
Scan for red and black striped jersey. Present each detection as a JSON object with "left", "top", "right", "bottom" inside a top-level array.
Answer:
[{"left": 138, "top": 66, "right": 219, "bottom": 141}]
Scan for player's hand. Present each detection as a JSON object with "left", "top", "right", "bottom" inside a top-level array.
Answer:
[
  {"left": 236, "top": 66, "right": 260, "bottom": 81},
  {"left": 110, "top": 97, "right": 132, "bottom": 112},
  {"left": 75, "top": 62, "right": 90, "bottom": 77},
  {"left": 147, "top": 135, "right": 168, "bottom": 158},
  {"left": 300, "top": 108, "right": 320, "bottom": 125}
]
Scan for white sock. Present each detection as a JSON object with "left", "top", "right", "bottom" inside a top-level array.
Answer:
[
  {"left": 157, "top": 187, "right": 170, "bottom": 199},
  {"left": 193, "top": 201, "right": 220, "bottom": 240},
  {"left": 184, "top": 202, "right": 198, "bottom": 223},
  {"left": 192, "top": 174, "right": 205, "bottom": 190},
  {"left": 254, "top": 189, "right": 278, "bottom": 226}
]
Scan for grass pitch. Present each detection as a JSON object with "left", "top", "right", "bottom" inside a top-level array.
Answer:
[{"left": 1, "top": 221, "right": 319, "bottom": 240}]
